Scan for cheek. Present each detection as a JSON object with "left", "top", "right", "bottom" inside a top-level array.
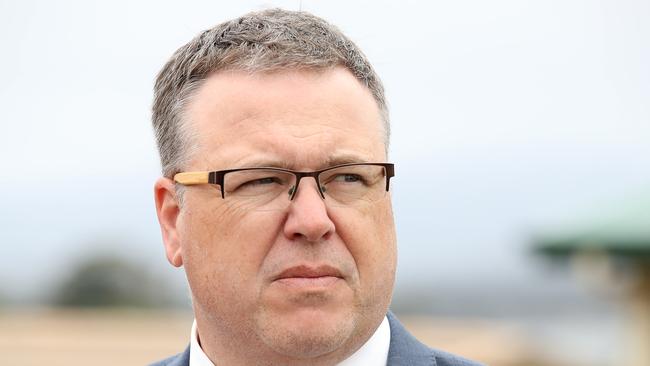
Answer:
[
  {"left": 330, "top": 200, "right": 397, "bottom": 283},
  {"left": 180, "top": 200, "right": 285, "bottom": 301}
]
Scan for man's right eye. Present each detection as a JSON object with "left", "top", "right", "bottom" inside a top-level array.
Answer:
[
  {"left": 237, "top": 177, "right": 282, "bottom": 189},
  {"left": 243, "top": 177, "right": 280, "bottom": 186}
]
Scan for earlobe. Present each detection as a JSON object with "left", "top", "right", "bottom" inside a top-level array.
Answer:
[{"left": 154, "top": 177, "right": 184, "bottom": 267}]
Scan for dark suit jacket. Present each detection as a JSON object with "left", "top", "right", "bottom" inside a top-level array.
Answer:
[{"left": 150, "top": 312, "right": 484, "bottom": 366}]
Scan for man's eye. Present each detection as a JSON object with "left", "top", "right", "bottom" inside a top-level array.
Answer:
[
  {"left": 333, "top": 174, "right": 364, "bottom": 183},
  {"left": 244, "top": 177, "right": 281, "bottom": 186}
]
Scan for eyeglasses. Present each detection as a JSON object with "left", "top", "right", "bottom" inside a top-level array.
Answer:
[{"left": 173, "top": 162, "right": 395, "bottom": 210}]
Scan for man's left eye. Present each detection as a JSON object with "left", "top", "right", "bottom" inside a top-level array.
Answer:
[{"left": 334, "top": 174, "right": 363, "bottom": 183}]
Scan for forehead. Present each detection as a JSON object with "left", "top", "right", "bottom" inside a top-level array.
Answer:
[{"left": 185, "top": 67, "right": 386, "bottom": 169}]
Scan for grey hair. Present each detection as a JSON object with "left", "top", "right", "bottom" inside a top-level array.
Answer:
[{"left": 152, "top": 8, "right": 389, "bottom": 178}]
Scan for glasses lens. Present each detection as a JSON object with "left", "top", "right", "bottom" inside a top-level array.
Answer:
[
  {"left": 223, "top": 169, "right": 296, "bottom": 210},
  {"left": 319, "top": 164, "right": 387, "bottom": 205}
]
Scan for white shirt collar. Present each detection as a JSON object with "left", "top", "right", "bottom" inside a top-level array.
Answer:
[
  {"left": 189, "top": 316, "right": 391, "bottom": 366},
  {"left": 336, "top": 316, "right": 391, "bottom": 366},
  {"left": 189, "top": 319, "right": 214, "bottom": 366}
]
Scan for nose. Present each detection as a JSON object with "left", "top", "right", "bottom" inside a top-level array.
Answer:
[{"left": 283, "top": 177, "right": 335, "bottom": 242}]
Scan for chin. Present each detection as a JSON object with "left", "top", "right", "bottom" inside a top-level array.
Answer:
[{"left": 254, "top": 306, "right": 358, "bottom": 360}]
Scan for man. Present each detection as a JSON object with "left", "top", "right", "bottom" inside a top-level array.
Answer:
[{"left": 151, "top": 8, "right": 483, "bottom": 366}]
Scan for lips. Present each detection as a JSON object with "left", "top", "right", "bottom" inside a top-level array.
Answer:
[
  {"left": 275, "top": 265, "right": 343, "bottom": 280},
  {"left": 273, "top": 265, "right": 343, "bottom": 288}
]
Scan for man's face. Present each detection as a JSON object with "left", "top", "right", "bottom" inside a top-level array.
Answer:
[{"left": 158, "top": 67, "right": 396, "bottom": 364}]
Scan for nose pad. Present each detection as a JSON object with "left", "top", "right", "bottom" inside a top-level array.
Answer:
[{"left": 288, "top": 177, "right": 325, "bottom": 200}]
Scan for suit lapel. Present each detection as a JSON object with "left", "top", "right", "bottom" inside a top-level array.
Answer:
[
  {"left": 386, "top": 312, "right": 435, "bottom": 366},
  {"left": 160, "top": 345, "right": 190, "bottom": 366}
]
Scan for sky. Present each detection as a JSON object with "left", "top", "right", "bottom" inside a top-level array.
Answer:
[{"left": 1, "top": 0, "right": 649, "bottom": 307}]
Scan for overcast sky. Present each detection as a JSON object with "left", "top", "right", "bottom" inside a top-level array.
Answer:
[{"left": 1, "top": 0, "right": 649, "bottom": 302}]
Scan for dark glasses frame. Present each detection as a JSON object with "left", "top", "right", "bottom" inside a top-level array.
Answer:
[{"left": 173, "top": 162, "right": 395, "bottom": 200}]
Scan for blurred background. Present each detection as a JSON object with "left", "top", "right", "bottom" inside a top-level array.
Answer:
[{"left": 1, "top": 0, "right": 649, "bottom": 365}]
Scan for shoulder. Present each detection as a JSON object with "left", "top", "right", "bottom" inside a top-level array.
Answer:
[
  {"left": 149, "top": 345, "right": 190, "bottom": 366},
  {"left": 431, "top": 349, "right": 486, "bottom": 366},
  {"left": 386, "top": 312, "right": 485, "bottom": 366}
]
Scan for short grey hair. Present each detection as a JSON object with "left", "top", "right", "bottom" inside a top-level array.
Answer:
[{"left": 152, "top": 8, "right": 389, "bottom": 178}]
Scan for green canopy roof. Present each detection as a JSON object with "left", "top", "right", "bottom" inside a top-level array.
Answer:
[{"left": 534, "top": 190, "right": 650, "bottom": 258}]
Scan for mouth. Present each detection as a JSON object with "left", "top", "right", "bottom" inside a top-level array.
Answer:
[{"left": 273, "top": 265, "right": 344, "bottom": 288}]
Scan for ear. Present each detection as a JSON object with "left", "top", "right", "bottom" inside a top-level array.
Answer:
[{"left": 154, "top": 177, "right": 184, "bottom": 267}]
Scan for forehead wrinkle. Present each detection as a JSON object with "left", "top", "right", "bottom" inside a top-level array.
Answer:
[
  {"left": 186, "top": 68, "right": 387, "bottom": 172},
  {"left": 192, "top": 118, "right": 383, "bottom": 171},
  {"left": 221, "top": 147, "right": 376, "bottom": 171},
  {"left": 219, "top": 118, "right": 382, "bottom": 169},
  {"left": 283, "top": 121, "right": 357, "bottom": 139}
]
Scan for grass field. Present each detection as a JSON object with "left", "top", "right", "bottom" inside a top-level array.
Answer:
[
  {"left": 0, "top": 308, "right": 191, "bottom": 366},
  {"left": 0, "top": 308, "right": 559, "bottom": 366}
]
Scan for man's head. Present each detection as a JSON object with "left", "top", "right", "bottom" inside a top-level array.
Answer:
[
  {"left": 152, "top": 8, "right": 389, "bottom": 180},
  {"left": 153, "top": 9, "right": 397, "bottom": 365}
]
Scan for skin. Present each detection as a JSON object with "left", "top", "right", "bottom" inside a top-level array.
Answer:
[{"left": 154, "top": 67, "right": 397, "bottom": 366}]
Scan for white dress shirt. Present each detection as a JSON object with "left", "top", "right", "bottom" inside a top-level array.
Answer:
[{"left": 189, "top": 316, "right": 391, "bottom": 366}]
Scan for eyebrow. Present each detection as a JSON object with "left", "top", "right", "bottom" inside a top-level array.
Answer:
[
  {"left": 324, "top": 154, "right": 370, "bottom": 167},
  {"left": 232, "top": 153, "right": 371, "bottom": 170}
]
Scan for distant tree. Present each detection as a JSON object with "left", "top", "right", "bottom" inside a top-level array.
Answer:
[{"left": 53, "top": 255, "right": 162, "bottom": 307}]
